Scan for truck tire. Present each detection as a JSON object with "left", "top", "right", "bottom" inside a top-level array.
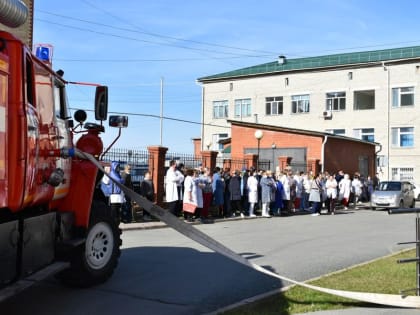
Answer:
[{"left": 59, "top": 200, "right": 122, "bottom": 287}]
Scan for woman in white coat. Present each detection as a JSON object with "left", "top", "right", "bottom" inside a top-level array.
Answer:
[
  {"left": 339, "top": 174, "right": 351, "bottom": 210},
  {"left": 165, "top": 160, "right": 184, "bottom": 216},
  {"left": 247, "top": 170, "right": 259, "bottom": 217}
]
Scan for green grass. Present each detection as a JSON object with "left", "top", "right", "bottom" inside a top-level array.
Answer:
[{"left": 222, "top": 249, "right": 417, "bottom": 315}]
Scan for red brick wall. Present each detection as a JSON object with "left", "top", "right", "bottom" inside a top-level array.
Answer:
[
  {"left": 230, "top": 125, "right": 323, "bottom": 161},
  {"left": 230, "top": 124, "right": 376, "bottom": 177},
  {"left": 324, "top": 137, "right": 376, "bottom": 177}
]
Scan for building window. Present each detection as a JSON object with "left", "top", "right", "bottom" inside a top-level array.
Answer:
[
  {"left": 234, "top": 98, "right": 251, "bottom": 118},
  {"left": 212, "top": 100, "right": 228, "bottom": 119},
  {"left": 391, "top": 127, "right": 414, "bottom": 147},
  {"left": 326, "top": 92, "right": 346, "bottom": 111},
  {"left": 392, "top": 87, "right": 414, "bottom": 107},
  {"left": 354, "top": 90, "right": 375, "bottom": 110},
  {"left": 326, "top": 129, "right": 345, "bottom": 136},
  {"left": 291, "top": 94, "right": 310, "bottom": 114},
  {"left": 353, "top": 128, "right": 375, "bottom": 142},
  {"left": 391, "top": 167, "right": 414, "bottom": 181},
  {"left": 212, "top": 133, "right": 229, "bottom": 151},
  {"left": 265, "top": 96, "right": 283, "bottom": 115}
]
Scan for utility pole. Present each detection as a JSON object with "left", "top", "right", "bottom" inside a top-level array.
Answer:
[{"left": 160, "top": 77, "right": 163, "bottom": 146}]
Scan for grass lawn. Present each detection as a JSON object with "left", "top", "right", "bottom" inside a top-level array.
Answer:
[{"left": 222, "top": 249, "right": 417, "bottom": 315}]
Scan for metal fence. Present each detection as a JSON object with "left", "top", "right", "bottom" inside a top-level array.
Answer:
[
  {"left": 165, "top": 152, "right": 202, "bottom": 169},
  {"left": 101, "top": 148, "right": 151, "bottom": 185},
  {"left": 278, "top": 161, "right": 312, "bottom": 174}
]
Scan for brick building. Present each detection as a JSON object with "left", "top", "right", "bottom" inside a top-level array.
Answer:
[{"left": 227, "top": 120, "right": 377, "bottom": 176}]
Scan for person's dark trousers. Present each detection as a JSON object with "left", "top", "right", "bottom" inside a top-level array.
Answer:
[
  {"left": 312, "top": 201, "right": 321, "bottom": 214},
  {"left": 242, "top": 196, "right": 249, "bottom": 215},
  {"left": 224, "top": 193, "right": 232, "bottom": 217},
  {"left": 168, "top": 201, "right": 178, "bottom": 216},
  {"left": 121, "top": 199, "right": 132, "bottom": 223},
  {"left": 231, "top": 200, "right": 242, "bottom": 215}
]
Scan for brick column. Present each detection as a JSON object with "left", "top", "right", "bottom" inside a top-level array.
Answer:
[
  {"left": 307, "top": 158, "right": 320, "bottom": 175},
  {"left": 147, "top": 146, "right": 168, "bottom": 206},
  {"left": 201, "top": 150, "right": 218, "bottom": 171},
  {"left": 278, "top": 156, "right": 289, "bottom": 171},
  {"left": 244, "top": 153, "right": 257, "bottom": 169}
]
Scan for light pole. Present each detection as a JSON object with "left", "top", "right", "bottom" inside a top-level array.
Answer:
[
  {"left": 271, "top": 143, "right": 276, "bottom": 171},
  {"left": 254, "top": 130, "right": 263, "bottom": 170},
  {"left": 127, "top": 149, "right": 133, "bottom": 164}
]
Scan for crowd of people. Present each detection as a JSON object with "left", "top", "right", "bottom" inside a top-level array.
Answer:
[
  {"left": 164, "top": 160, "right": 381, "bottom": 222},
  {"left": 99, "top": 159, "right": 380, "bottom": 224}
]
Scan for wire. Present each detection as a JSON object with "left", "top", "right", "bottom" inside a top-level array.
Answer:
[
  {"left": 35, "top": 18, "right": 275, "bottom": 59},
  {"left": 68, "top": 107, "right": 231, "bottom": 129},
  {"left": 38, "top": 8, "right": 280, "bottom": 56}
]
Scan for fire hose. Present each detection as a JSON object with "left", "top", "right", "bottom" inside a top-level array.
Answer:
[{"left": 75, "top": 148, "right": 420, "bottom": 309}]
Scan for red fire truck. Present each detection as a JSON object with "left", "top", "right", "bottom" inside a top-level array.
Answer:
[{"left": 0, "top": 0, "right": 126, "bottom": 299}]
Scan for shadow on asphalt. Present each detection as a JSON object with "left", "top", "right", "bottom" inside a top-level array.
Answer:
[{"left": 112, "top": 246, "right": 288, "bottom": 314}]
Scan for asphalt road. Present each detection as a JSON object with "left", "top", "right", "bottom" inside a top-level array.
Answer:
[{"left": 1, "top": 209, "right": 418, "bottom": 315}]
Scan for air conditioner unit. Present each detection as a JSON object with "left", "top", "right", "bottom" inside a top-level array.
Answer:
[{"left": 322, "top": 111, "right": 332, "bottom": 118}]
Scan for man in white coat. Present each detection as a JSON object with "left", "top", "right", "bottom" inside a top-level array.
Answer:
[{"left": 165, "top": 160, "right": 184, "bottom": 216}]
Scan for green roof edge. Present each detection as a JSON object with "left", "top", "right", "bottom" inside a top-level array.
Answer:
[{"left": 198, "top": 45, "right": 420, "bottom": 81}]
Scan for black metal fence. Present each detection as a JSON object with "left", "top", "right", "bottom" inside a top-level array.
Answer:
[
  {"left": 278, "top": 161, "right": 312, "bottom": 174},
  {"left": 165, "top": 152, "right": 202, "bottom": 169},
  {"left": 101, "top": 148, "right": 151, "bottom": 184}
]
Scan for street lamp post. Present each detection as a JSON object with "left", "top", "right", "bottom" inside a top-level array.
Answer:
[
  {"left": 254, "top": 130, "right": 264, "bottom": 170},
  {"left": 271, "top": 143, "right": 276, "bottom": 171}
]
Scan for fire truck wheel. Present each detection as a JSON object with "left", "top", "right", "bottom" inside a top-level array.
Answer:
[{"left": 59, "top": 200, "right": 122, "bottom": 287}]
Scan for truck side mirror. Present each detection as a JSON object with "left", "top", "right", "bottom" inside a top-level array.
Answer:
[
  {"left": 109, "top": 115, "right": 128, "bottom": 128},
  {"left": 95, "top": 86, "right": 108, "bottom": 121}
]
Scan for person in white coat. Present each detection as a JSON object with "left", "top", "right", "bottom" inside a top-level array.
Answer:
[
  {"left": 183, "top": 169, "right": 203, "bottom": 222},
  {"left": 325, "top": 175, "right": 338, "bottom": 214},
  {"left": 165, "top": 160, "right": 184, "bottom": 216},
  {"left": 339, "top": 174, "right": 352, "bottom": 209},
  {"left": 247, "top": 170, "right": 259, "bottom": 217},
  {"left": 351, "top": 174, "right": 363, "bottom": 206}
]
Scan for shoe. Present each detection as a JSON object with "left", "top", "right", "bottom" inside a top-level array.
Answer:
[
  {"left": 344, "top": 207, "right": 348, "bottom": 210},
  {"left": 240, "top": 213, "right": 245, "bottom": 219},
  {"left": 331, "top": 212, "right": 335, "bottom": 215},
  {"left": 249, "top": 214, "right": 256, "bottom": 217},
  {"left": 262, "top": 214, "right": 271, "bottom": 218},
  {"left": 311, "top": 213, "right": 320, "bottom": 216}
]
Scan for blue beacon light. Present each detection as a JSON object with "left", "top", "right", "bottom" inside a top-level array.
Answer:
[{"left": 34, "top": 44, "right": 53, "bottom": 63}]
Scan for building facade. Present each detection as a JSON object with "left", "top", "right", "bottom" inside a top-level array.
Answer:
[{"left": 197, "top": 46, "right": 420, "bottom": 182}]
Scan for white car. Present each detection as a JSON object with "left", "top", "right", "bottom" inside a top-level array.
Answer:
[{"left": 370, "top": 181, "right": 416, "bottom": 210}]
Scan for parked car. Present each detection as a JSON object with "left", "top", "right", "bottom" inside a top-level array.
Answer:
[{"left": 370, "top": 181, "right": 416, "bottom": 210}]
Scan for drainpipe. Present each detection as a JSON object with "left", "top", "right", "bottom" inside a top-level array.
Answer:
[
  {"left": 198, "top": 83, "right": 205, "bottom": 151},
  {"left": 321, "top": 135, "right": 328, "bottom": 173},
  {"left": 375, "top": 143, "right": 383, "bottom": 176}
]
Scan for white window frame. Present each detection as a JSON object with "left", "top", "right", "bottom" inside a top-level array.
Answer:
[
  {"left": 392, "top": 86, "right": 414, "bottom": 107},
  {"left": 234, "top": 98, "right": 251, "bottom": 118},
  {"left": 212, "top": 100, "right": 228, "bottom": 119},
  {"left": 391, "top": 127, "right": 414, "bottom": 148},
  {"left": 265, "top": 96, "right": 283, "bottom": 115},
  {"left": 211, "top": 133, "right": 229, "bottom": 151},
  {"left": 353, "top": 128, "right": 375, "bottom": 142},
  {"left": 391, "top": 167, "right": 414, "bottom": 181},
  {"left": 291, "top": 94, "right": 310, "bottom": 114},
  {"left": 325, "top": 129, "right": 345, "bottom": 136},
  {"left": 326, "top": 92, "right": 346, "bottom": 111}
]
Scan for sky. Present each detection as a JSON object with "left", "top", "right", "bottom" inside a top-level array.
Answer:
[{"left": 32, "top": 0, "right": 420, "bottom": 153}]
